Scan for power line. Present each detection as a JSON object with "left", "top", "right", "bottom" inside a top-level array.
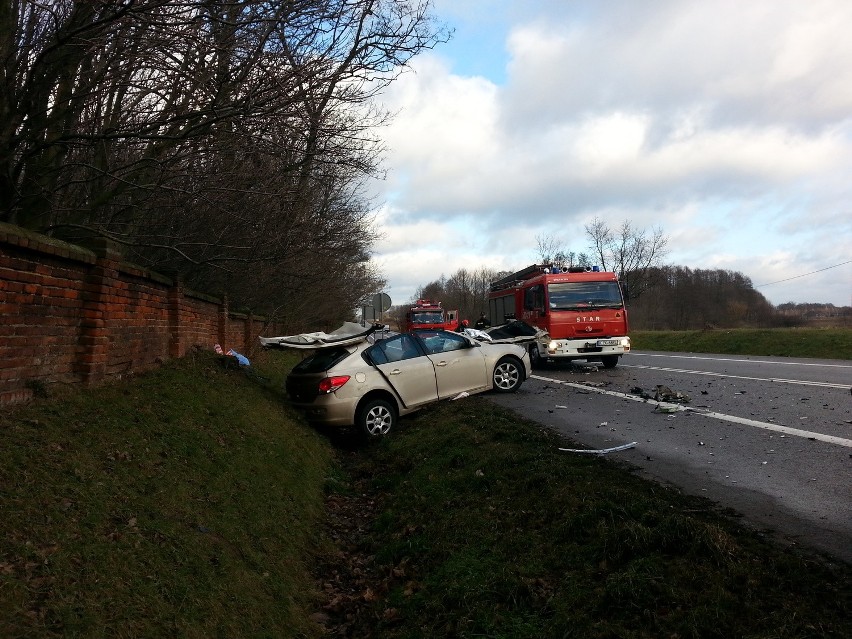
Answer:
[{"left": 755, "top": 260, "right": 852, "bottom": 288}]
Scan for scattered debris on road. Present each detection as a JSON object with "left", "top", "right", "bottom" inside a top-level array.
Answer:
[{"left": 654, "top": 385, "right": 691, "bottom": 403}]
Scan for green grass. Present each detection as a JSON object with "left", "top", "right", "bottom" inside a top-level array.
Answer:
[
  {"left": 343, "top": 399, "right": 852, "bottom": 638},
  {"left": 631, "top": 327, "right": 852, "bottom": 359},
  {"left": 2, "top": 332, "right": 850, "bottom": 638},
  {"left": 0, "top": 350, "right": 331, "bottom": 638}
]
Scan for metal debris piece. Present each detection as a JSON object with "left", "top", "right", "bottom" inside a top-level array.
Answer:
[{"left": 558, "top": 442, "right": 637, "bottom": 454}]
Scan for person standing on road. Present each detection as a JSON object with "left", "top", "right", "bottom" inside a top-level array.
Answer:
[{"left": 474, "top": 312, "right": 491, "bottom": 330}]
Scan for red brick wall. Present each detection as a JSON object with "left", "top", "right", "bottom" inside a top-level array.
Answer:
[{"left": 0, "top": 223, "right": 284, "bottom": 405}]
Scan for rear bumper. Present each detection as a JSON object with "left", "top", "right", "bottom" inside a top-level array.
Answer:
[{"left": 289, "top": 397, "right": 357, "bottom": 427}]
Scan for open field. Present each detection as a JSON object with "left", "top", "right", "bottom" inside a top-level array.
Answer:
[
  {"left": 631, "top": 327, "right": 852, "bottom": 359},
  {"left": 1, "top": 334, "right": 850, "bottom": 637}
]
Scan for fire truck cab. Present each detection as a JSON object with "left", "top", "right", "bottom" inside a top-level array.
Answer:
[
  {"left": 488, "top": 264, "right": 630, "bottom": 368},
  {"left": 401, "top": 299, "right": 459, "bottom": 332}
]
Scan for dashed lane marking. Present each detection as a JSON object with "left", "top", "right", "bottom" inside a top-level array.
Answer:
[
  {"left": 530, "top": 374, "right": 852, "bottom": 448},
  {"left": 620, "top": 363, "right": 849, "bottom": 390}
]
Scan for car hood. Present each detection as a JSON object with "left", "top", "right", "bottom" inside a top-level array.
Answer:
[
  {"left": 259, "top": 322, "right": 377, "bottom": 350},
  {"left": 465, "top": 320, "right": 549, "bottom": 344}
]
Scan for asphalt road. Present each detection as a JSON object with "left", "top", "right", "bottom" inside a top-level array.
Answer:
[{"left": 487, "top": 350, "right": 852, "bottom": 563}]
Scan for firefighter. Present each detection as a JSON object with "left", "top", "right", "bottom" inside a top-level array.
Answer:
[
  {"left": 474, "top": 312, "right": 491, "bottom": 330},
  {"left": 455, "top": 319, "right": 469, "bottom": 332}
]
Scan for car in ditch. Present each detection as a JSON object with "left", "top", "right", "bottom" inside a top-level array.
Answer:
[{"left": 260, "top": 322, "right": 532, "bottom": 438}]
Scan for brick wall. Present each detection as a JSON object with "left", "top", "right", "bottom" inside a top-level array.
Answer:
[{"left": 0, "top": 223, "right": 284, "bottom": 405}]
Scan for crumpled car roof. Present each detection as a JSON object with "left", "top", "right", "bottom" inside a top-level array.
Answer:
[
  {"left": 467, "top": 320, "right": 548, "bottom": 344},
  {"left": 259, "top": 322, "right": 377, "bottom": 350}
]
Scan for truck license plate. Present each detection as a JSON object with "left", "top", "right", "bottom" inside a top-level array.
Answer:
[{"left": 596, "top": 339, "right": 619, "bottom": 346}]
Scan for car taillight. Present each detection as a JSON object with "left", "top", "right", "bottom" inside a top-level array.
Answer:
[{"left": 318, "top": 375, "right": 350, "bottom": 394}]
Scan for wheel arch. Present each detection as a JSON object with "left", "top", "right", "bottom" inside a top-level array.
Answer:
[{"left": 354, "top": 389, "right": 399, "bottom": 420}]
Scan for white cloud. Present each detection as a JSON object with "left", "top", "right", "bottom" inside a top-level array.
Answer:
[{"left": 369, "top": 0, "right": 852, "bottom": 306}]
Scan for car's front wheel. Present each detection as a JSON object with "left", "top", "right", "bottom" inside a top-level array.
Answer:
[
  {"left": 492, "top": 357, "right": 523, "bottom": 393},
  {"left": 356, "top": 397, "right": 397, "bottom": 438}
]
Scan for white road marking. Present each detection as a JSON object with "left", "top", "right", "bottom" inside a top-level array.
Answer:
[
  {"left": 631, "top": 352, "right": 852, "bottom": 369},
  {"left": 621, "top": 363, "right": 849, "bottom": 390},
  {"left": 531, "top": 374, "right": 852, "bottom": 448}
]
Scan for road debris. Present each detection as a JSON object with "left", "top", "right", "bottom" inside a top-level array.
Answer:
[
  {"left": 654, "top": 405, "right": 680, "bottom": 414},
  {"left": 630, "top": 386, "right": 653, "bottom": 400},
  {"left": 558, "top": 442, "right": 637, "bottom": 454},
  {"left": 654, "top": 385, "right": 691, "bottom": 403}
]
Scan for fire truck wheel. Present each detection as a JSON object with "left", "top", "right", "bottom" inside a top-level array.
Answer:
[
  {"left": 601, "top": 355, "right": 619, "bottom": 369},
  {"left": 529, "top": 344, "right": 544, "bottom": 368},
  {"left": 356, "top": 398, "right": 397, "bottom": 438},
  {"left": 492, "top": 357, "right": 523, "bottom": 393}
]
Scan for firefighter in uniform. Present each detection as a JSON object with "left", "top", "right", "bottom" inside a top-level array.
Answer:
[{"left": 474, "top": 313, "right": 491, "bottom": 330}]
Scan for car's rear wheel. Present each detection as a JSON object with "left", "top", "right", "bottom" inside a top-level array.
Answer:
[
  {"left": 492, "top": 357, "right": 523, "bottom": 393},
  {"left": 356, "top": 397, "right": 397, "bottom": 438}
]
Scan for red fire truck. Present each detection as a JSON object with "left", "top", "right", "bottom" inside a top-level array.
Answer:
[
  {"left": 400, "top": 299, "right": 459, "bottom": 332},
  {"left": 488, "top": 264, "right": 630, "bottom": 368}
]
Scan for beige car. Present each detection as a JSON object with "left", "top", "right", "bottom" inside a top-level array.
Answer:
[{"left": 262, "top": 323, "right": 531, "bottom": 438}]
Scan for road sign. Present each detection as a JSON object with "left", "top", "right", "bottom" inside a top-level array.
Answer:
[{"left": 372, "top": 293, "right": 392, "bottom": 313}]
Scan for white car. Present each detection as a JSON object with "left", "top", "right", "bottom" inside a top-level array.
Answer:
[{"left": 260, "top": 323, "right": 532, "bottom": 438}]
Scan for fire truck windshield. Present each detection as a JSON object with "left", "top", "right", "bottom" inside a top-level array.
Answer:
[
  {"left": 548, "top": 281, "right": 623, "bottom": 311},
  {"left": 412, "top": 312, "right": 444, "bottom": 323}
]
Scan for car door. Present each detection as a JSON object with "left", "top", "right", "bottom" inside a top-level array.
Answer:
[
  {"left": 365, "top": 334, "right": 438, "bottom": 408},
  {"left": 415, "top": 330, "right": 489, "bottom": 398}
]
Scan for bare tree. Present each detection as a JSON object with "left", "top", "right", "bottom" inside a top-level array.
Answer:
[
  {"left": 1, "top": 0, "right": 447, "bottom": 319},
  {"left": 534, "top": 233, "right": 590, "bottom": 270},
  {"left": 585, "top": 217, "right": 668, "bottom": 300},
  {"left": 412, "top": 266, "right": 503, "bottom": 322}
]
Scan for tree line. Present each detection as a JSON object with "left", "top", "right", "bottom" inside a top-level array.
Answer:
[
  {"left": 393, "top": 263, "right": 784, "bottom": 331},
  {"left": 2, "top": 0, "right": 446, "bottom": 329},
  {"left": 393, "top": 219, "right": 845, "bottom": 330}
]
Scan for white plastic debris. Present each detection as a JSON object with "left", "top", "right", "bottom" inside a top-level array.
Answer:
[{"left": 558, "top": 442, "right": 637, "bottom": 454}]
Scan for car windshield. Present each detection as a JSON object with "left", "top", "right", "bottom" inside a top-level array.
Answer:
[
  {"left": 548, "top": 281, "right": 624, "bottom": 310},
  {"left": 292, "top": 347, "right": 353, "bottom": 373},
  {"left": 411, "top": 312, "right": 444, "bottom": 323}
]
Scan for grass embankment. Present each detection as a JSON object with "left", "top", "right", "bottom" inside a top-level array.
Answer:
[
  {"left": 632, "top": 327, "right": 852, "bottom": 359},
  {"left": 2, "top": 332, "right": 850, "bottom": 637},
  {"left": 0, "top": 350, "right": 330, "bottom": 638}
]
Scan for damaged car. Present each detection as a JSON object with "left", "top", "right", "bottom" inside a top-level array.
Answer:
[{"left": 259, "top": 322, "right": 531, "bottom": 438}]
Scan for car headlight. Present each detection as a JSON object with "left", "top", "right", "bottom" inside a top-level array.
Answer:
[{"left": 547, "top": 340, "right": 558, "bottom": 352}]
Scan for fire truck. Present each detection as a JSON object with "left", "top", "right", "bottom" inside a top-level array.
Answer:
[
  {"left": 488, "top": 264, "right": 630, "bottom": 368},
  {"left": 400, "top": 299, "right": 459, "bottom": 332}
]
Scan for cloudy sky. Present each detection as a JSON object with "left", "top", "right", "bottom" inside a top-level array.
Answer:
[{"left": 366, "top": 0, "right": 851, "bottom": 308}]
